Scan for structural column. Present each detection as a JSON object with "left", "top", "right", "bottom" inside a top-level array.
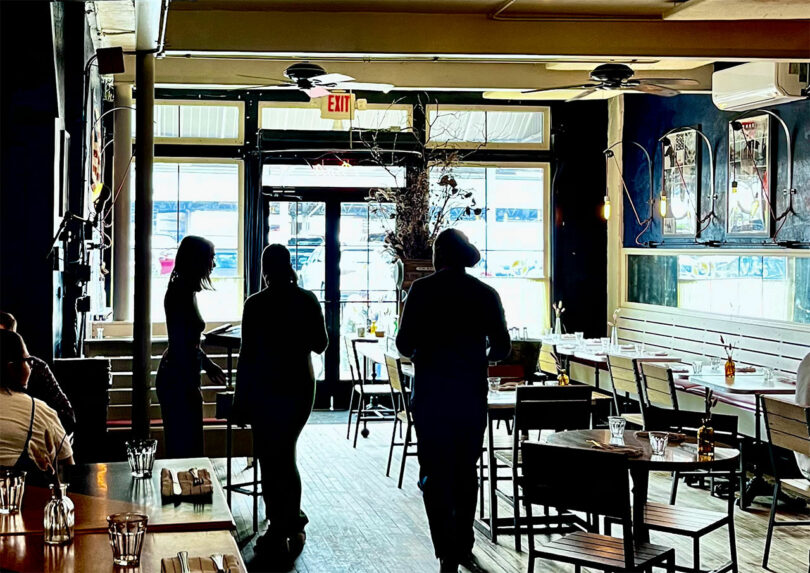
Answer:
[
  {"left": 112, "top": 83, "right": 133, "bottom": 321},
  {"left": 132, "top": 53, "right": 154, "bottom": 439}
]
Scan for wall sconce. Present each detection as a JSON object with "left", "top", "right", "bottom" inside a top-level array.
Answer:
[
  {"left": 659, "top": 127, "right": 716, "bottom": 238},
  {"left": 731, "top": 108, "right": 796, "bottom": 241},
  {"left": 603, "top": 140, "right": 654, "bottom": 245}
]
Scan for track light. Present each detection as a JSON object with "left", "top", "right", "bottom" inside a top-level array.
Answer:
[
  {"left": 602, "top": 195, "right": 611, "bottom": 220},
  {"left": 659, "top": 193, "right": 668, "bottom": 217}
]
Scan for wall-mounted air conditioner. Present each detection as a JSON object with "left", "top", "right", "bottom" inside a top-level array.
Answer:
[{"left": 712, "top": 62, "right": 808, "bottom": 111}]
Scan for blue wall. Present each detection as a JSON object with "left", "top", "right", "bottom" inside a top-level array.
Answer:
[{"left": 622, "top": 94, "right": 810, "bottom": 247}]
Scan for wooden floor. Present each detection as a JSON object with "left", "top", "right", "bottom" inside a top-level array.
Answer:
[{"left": 212, "top": 416, "right": 810, "bottom": 573}]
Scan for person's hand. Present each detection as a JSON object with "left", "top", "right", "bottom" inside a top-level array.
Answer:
[{"left": 206, "top": 362, "right": 227, "bottom": 386}]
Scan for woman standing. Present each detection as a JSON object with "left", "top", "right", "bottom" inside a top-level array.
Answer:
[
  {"left": 233, "top": 244, "right": 328, "bottom": 568},
  {"left": 156, "top": 235, "right": 226, "bottom": 459}
]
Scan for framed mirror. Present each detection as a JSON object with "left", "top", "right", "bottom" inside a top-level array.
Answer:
[
  {"left": 661, "top": 128, "right": 699, "bottom": 237},
  {"left": 727, "top": 114, "right": 771, "bottom": 236}
]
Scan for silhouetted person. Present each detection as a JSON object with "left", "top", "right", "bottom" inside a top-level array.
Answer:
[
  {"left": 0, "top": 330, "right": 74, "bottom": 485},
  {"left": 155, "top": 236, "right": 226, "bottom": 459},
  {"left": 0, "top": 311, "right": 76, "bottom": 434},
  {"left": 233, "top": 244, "right": 328, "bottom": 568},
  {"left": 396, "top": 229, "right": 510, "bottom": 573}
]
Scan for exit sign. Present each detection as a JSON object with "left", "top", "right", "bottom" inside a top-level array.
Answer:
[{"left": 320, "top": 93, "right": 356, "bottom": 120}]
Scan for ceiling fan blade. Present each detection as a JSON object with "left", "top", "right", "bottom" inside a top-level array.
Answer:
[
  {"left": 311, "top": 73, "right": 354, "bottom": 85},
  {"left": 335, "top": 82, "right": 394, "bottom": 93},
  {"left": 632, "top": 83, "right": 680, "bottom": 97},
  {"left": 565, "top": 88, "right": 600, "bottom": 102},
  {"left": 522, "top": 83, "right": 597, "bottom": 94},
  {"left": 236, "top": 74, "right": 290, "bottom": 83},
  {"left": 638, "top": 78, "right": 700, "bottom": 87},
  {"left": 304, "top": 86, "right": 332, "bottom": 98}
]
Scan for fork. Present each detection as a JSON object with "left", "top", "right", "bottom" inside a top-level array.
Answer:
[{"left": 189, "top": 467, "right": 202, "bottom": 486}]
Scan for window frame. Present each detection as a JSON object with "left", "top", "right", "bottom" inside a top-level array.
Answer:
[
  {"left": 140, "top": 100, "right": 246, "bottom": 146},
  {"left": 258, "top": 100, "right": 414, "bottom": 131},
  {"left": 425, "top": 104, "right": 551, "bottom": 150}
]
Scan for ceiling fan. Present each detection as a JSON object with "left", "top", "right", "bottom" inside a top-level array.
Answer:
[
  {"left": 236, "top": 62, "right": 394, "bottom": 97},
  {"left": 484, "top": 63, "right": 700, "bottom": 102}
]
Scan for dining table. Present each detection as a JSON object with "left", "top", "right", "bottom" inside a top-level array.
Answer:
[
  {"left": 0, "top": 529, "right": 246, "bottom": 573},
  {"left": 546, "top": 429, "right": 740, "bottom": 548},
  {"left": 0, "top": 458, "right": 234, "bottom": 537}
]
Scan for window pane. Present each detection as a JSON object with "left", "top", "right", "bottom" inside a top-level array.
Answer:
[
  {"left": 486, "top": 110, "right": 544, "bottom": 144},
  {"left": 428, "top": 108, "right": 546, "bottom": 146},
  {"left": 180, "top": 105, "right": 240, "bottom": 139},
  {"left": 154, "top": 105, "right": 179, "bottom": 138},
  {"left": 261, "top": 106, "right": 410, "bottom": 131},
  {"left": 429, "top": 109, "right": 486, "bottom": 142},
  {"left": 263, "top": 164, "right": 404, "bottom": 188},
  {"left": 487, "top": 168, "right": 544, "bottom": 252}
]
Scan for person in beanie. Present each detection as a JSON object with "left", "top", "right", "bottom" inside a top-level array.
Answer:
[{"left": 396, "top": 229, "right": 511, "bottom": 573}]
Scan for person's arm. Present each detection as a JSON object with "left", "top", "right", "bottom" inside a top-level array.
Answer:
[
  {"left": 307, "top": 292, "right": 329, "bottom": 355},
  {"left": 485, "top": 288, "right": 511, "bottom": 362},
  {"left": 232, "top": 300, "right": 257, "bottom": 424},
  {"left": 28, "top": 358, "right": 76, "bottom": 435},
  {"left": 395, "top": 282, "right": 422, "bottom": 359}
]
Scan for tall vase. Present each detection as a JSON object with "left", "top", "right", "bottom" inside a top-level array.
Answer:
[
  {"left": 610, "top": 326, "right": 618, "bottom": 349},
  {"left": 554, "top": 315, "right": 562, "bottom": 337}
]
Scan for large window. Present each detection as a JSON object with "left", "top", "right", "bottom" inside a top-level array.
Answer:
[
  {"left": 131, "top": 160, "right": 244, "bottom": 322},
  {"left": 259, "top": 102, "right": 412, "bottom": 132},
  {"left": 626, "top": 251, "right": 810, "bottom": 325},
  {"left": 133, "top": 100, "right": 244, "bottom": 144},
  {"left": 426, "top": 105, "right": 550, "bottom": 149},
  {"left": 431, "top": 165, "right": 550, "bottom": 336}
]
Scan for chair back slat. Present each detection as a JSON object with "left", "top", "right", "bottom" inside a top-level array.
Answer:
[
  {"left": 521, "top": 442, "right": 635, "bottom": 566},
  {"left": 644, "top": 405, "right": 739, "bottom": 442},
  {"left": 384, "top": 354, "right": 404, "bottom": 392},
  {"left": 607, "top": 354, "right": 641, "bottom": 397},
  {"left": 344, "top": 337, "right": 357, "bottom": 383},
  {"left": 538, "top": 343, "right": 558, "bottom": 376},
  {"left": 640, "top": 362, "right": 678, "bottom": 409},
  {"left": 764, "top": 397, "right": 810, "bottom": 455},
  {"left": 514, "top": 386, "right": 592, "bottom": 432},
  {"left": 351, "top": 339, "right": 376, "bottom": 387}
]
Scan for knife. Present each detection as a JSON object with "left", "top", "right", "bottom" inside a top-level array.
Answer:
[
  {"left": 210, "top": 553, "right": 226, "bottom": 573},
  {"left": 169, "top": 469, "right": 182, "bottom": 496},
  {"left": 178, "top": 551, "right": 191, "bottom": 573}
]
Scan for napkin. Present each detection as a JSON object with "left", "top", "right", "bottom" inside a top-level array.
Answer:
[
  {"left": 586, "top": 441, "right": 643, "bottom": 457},
  {"left": 634, "top": 431, "right": 687, "bottom": 444},
  {"left": 736, "top": 366, "right": 756, "bottom": 373},
  {"left": 495, "top": 381, "right": 526, "bottom": 391},
  {"left": 161, "top": 554, "right": 242, "bottom": 573},
  {"left": 160, "top": 468, "right": 214, "bottom": 498}
]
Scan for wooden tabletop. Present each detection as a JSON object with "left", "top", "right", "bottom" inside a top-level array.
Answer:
[
  {"left": 689, "top": 373, "right": 796, "bottom": 395},
  {"left": 353, "top": 339, "right": 414, "bottom": 378},
  {"left": 0, "top": 529, "right": 246, "bottom": 573},
  {"left": 1, "top": 458, "right": 234, "bottom": 536},
  {"left": 545, "top": 429, "right": 740, "bottom": 472}
]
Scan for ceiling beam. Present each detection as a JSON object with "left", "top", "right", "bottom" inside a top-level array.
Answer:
[
  {"left": 665, "top": 0, "right": 810, "bottom": 21},
  {"left": 122, "top": 57, "right": 713, "bottom": 91},
  {"left": 163, "top": 10, "right": 810, "bottom": 60}
]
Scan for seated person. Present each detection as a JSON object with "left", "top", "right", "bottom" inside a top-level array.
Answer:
[
  {"left": 0, "top": 330, "right": 74, "bottom": 481},
  {"left": 0, "top": 311, "right": 76, "bottom": 434},
  {"left": 796, "top": 351, "right": 810, "bottom": 480}
]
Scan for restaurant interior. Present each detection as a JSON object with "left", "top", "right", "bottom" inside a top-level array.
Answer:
[{"left": 1, "top": 1, "right": 809, "bottom": 572}]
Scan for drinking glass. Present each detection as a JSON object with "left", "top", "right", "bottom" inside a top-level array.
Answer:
[
  {"left": 487, "top": 377, "right": 501, "bottom": 394},
  {"left": 0, "top": 468, "right": 26, "bottom": 514},
  {"left": 710, "top": 357, "right": 721, "bottom": 372},
  {"left": 575, "top": 332, "right": 584, "bottom": 346},
  {"left": 107, "top": 513, "right": 148, "bottom": 567},
  {"left": 633, "top": 343, "right": 642, "bottom": 355},
  {"left": 608, "top": 416, "right": 627, "bottom": 439},
  {"left": 126, "top": 439, "right": 157, "bottom": 478},
  {"left": 649, "top": 431, "right": 669, "bottom": 456},
  {"left": 764, "top": 367, "right": 776, "bottom": 383},
  {"left": 692, "top": 360, "right": 704, "bottom": 375},
  {"left": 600, "top": 337, "right": 610, "bottom": 351}
]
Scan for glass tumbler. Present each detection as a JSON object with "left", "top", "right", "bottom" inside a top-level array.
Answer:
[
  {"left": 126, "top": 439, "right": 157, "bottom": 478},
  {"left": 692, "top": 360, "right": 704, "bottom": 375},
  {"left": 107, "top": 513, "right": 148, "bottom": 567},
  {"left": 0, "top": 468, "right": 26, "bottom": 514},
  {"left": 649, "top": 431, "right": 670, "bottom": 456},
  {"left": 608, "top": 416, "right": 627, "bottom": 439},
  {"left": 487, "top": 377, "right": 501, "bottom": 394}
]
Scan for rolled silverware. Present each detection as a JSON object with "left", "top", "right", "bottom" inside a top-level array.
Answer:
[
  {"left": 189, "top": 467, "right": 201, "bottom": 486},
  {"left": 169, "top": 469, "right": 182, "bottom": 496},
  {"left": 178, "top": 550, "right": 191, "bottom": 573},
  {"left": 210, "top": 552, "right": 226, "bottom": 573}
]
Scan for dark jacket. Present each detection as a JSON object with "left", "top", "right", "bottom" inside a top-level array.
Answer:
[
  {"left": 27, "top": 356, "right": 76, "bottom": 435},
  {"left": 234, "top": 284, "right": 328, "bottom": 418},
  {"left": 396, "top": 267, "right": 511, "bottom": 413}
]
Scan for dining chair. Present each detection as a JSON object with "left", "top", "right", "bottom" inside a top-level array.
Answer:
[
  {"left": 761, "top": 397, "right": 810, "bottom": 569},
  {"left": 639, "top": 362, "right": 681, "bottom": 426},
  {"left": 494, "top": 385, "right": 592, "bottom": 551},
  {"left": 521, "top": 442, "right": 676, "bottom": 573},
  {"left": 345, "top": 337, "right": 396, "bottom": 447},
  {"left": 606, "top": 354, "right": 645, "bottom": 427},
  {"left": 384, "top": 354, "right": 417, "bottom": 489},
  {"left": 537, "top": 342, "right": 560, "bottom": 381}
]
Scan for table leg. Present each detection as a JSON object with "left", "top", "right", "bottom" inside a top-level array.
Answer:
[
  {"left": 594, "top": 366, "right": 600, "bottom": 391},
  {"left": 226, "top": 347, "right": 233, "bottom": 507},
  {"left": 630, "top": 468, "right": 650, "bottom": 545},
  {"left": 741, "top": 395, "right": 767, "bottom": 509},
  {"left": 487, "top": 409, "right": 498, "bottom": 543}
]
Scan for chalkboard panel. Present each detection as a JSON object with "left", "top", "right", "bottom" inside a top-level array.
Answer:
[
  {"left": 794, "top": 257, "right": 810, "bottom": 324},
  {"left": 627, "top": 254, "right": 678, "bottom": 307}
]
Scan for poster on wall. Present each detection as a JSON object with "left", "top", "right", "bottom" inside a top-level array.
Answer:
[
  {"left": 662, "top": 129, "right": 699, "bottom": 236},
  {"left": 727, "top": 114, "right": 771, "bottom": 236}
]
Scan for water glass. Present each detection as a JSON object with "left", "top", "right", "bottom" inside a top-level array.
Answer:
[
  {"left": 487, "top": 377, "right": 501, "bottom": 394},
  {"left": 608, "top": 416, "right": 627, "bottom": 439},
  {"left": 107, "top": 513, "right": 148, "bottom": 567},
  {"left": 575, "top": 332, "right": 584, "bottom": 346},
  {"left": 649, "top": 431, "right": 669, "bottom": 456},
  {"left": 764, "top": 367, "right": 776, "bottom": 383},
  {"left": 126, "top": 439, "right": 157, "bottom": 478},
  {"left": 692, "top": 360, "right": 704, "bottom": 375},
  {"left": 0, "top": 468, "right": 26, "bottom": 514},
  {"left": 710, "top": 357, "right": 721, "bottom": 372},
  {"left": 600, "top": 337, "right": 610, "bottom": 351}
]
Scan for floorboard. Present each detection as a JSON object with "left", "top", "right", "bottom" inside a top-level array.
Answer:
[{"left": 212, "top": 416, "right": 810, "bottom": 573}]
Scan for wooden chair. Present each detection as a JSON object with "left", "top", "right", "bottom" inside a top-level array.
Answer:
[
  {"left": 762, "top": 397, "right": 810, "bottom": 569},
  {"left": 494, "top": 385, "right": 592, "bottom": 551},
  {"left": 537, "top": 342, "right": 560, "bottom": 381},
  {"left": 639, "top": 362, "right": 681, "bottom": 426},
  {"left": 606, "top": 354, "right": 644, "bottom": 427},
  {"left": 384, "top": 354, "right": 417, "bottom": 489},
  {"left": 521, "top": 442, "right": 676, "bottom": 573},
  {"left": 345, "top": 338, "right": 395, "bottom": 447}
]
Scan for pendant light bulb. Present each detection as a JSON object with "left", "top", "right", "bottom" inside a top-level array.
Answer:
[
  {"left": 659, "top": 193, "right": 668, "bottom": 218},
  {"left": 602, "top": 195, "right": 611, "bottom": 220}
]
